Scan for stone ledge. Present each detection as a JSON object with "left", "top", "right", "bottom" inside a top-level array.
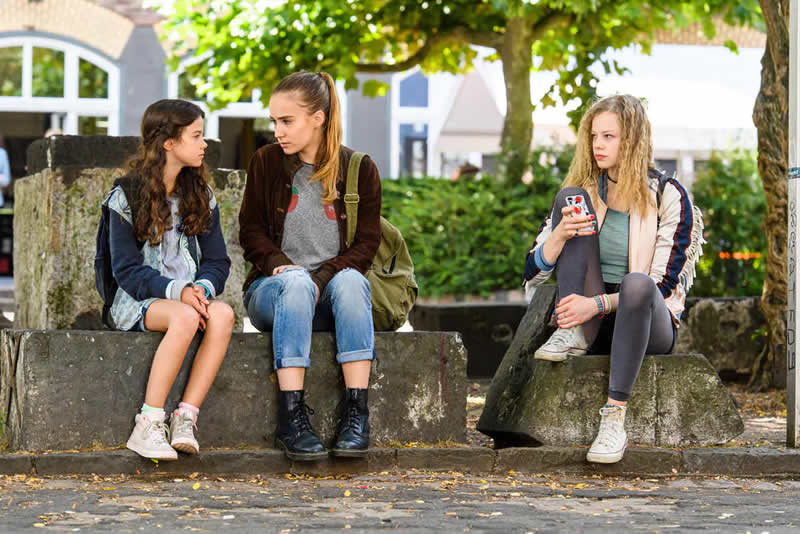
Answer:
[
  {"left": 682, "top": 448, "right": 800, "bottom": 476},
  {"left": 0, "top": 330, "right": 467, "bottom": 452},
  {"left": 396, "top": 448, "right": 496, "bottom": 473},
  {"left": 495, "top": 447, "right": 683, "bottom": 476},
  {"left": 2, "top": 446, "right": 799, "bottom": 477},
  {"left": 26, "top": 135, "right": 222, "bottom": 174}
]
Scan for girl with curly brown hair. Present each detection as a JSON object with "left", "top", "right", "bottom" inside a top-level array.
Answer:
[
  {"left": 104, "top": 99, "right": 233, "bottom": 461},
  {"left": 524, "top": 95, "right": 704, "bottom": 464}
]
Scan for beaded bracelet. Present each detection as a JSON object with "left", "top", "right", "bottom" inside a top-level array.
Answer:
[{"left": 594, "top": 295, "right": 606, "bottom": 317}]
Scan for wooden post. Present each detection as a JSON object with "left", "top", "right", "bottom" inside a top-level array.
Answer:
[{"left": 788, "top": 0, "right": 799, "bottom": 447}]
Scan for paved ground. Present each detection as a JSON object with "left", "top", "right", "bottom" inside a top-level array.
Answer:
[{"left": 0, "top": 472, "right": 798, "bottom": 533}]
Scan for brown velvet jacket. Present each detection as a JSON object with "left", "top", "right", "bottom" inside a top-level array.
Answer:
[{"left": 239, "top": 142, "right": 382, "bottom": 294}]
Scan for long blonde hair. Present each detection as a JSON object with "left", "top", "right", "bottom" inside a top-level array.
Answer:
[
  {"left": 563, "top": 95, "right": 654, "bottom": 216},
  {"left": 273, "top": 71, "right": 343, "bottom": 203}
]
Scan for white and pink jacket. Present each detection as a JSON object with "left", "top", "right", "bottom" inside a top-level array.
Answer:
[{"left": 524, "top": 171, "right": 705, "bottom": 326}]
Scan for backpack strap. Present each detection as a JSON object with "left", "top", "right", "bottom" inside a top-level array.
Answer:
[
  {"left": 345, "top": 152, "right": 366, "bottom": 247},
  {"left": 113, "top": 176, "right": 145, "bottom": 249},
  {"left": 649, "top": 168, "right": 671, "bottom": 210}
]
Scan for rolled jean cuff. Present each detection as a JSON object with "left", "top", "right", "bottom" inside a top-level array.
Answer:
[
  {"left": 608, "top": 389, "right": 630, "bottom": 402},
  {"left": 337, "top": 348, "right": 374, "bottom": 364},
  {"left": 274, "top": 356, "right": 311, "bottom": 371}
]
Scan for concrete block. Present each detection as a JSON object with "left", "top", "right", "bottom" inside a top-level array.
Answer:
[
  {"left": 1, "top": 330, "right": 467, "bottom": 452},
  {"left": 409, "top": 303, "right": 527, "bottom": 378},
  {"left": 675, "top": 297, "right": 765, "bottom": 378},
  {"left": 14, "top": 165, "right": 246, "bottom": 332},
  {"left": 479, "top": 353, "right": 742, "bottom": 448},
  {"left": 477, "top": 286, "right": 743, "bottom": 447}
]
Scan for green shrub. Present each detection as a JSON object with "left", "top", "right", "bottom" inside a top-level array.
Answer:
[
  {"left": 687, "top": 149, "right": 765, "bottom": 297},
  {"left": 382, "top": 147, "right": 570, "bottom": 297}
]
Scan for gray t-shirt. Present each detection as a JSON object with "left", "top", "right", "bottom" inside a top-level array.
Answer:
[{"left": 280, "top": 163, "right": 340, "bottom": 271}]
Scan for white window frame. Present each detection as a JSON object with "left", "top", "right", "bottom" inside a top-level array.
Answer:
[
  {"left": 391, "top": 68, "right": 435, "bottom": 178},
  {"left": 0, "top": 35, "right": 120, "bottom": 135},
  {"left": 167, "top": 54, "right": 268, "bottom": 139}
]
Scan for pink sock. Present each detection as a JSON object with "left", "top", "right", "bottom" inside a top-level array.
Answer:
[{"left": 177, "top": 402, "right": 200, "bottom": 422}]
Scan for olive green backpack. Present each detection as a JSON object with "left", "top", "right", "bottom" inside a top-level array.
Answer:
[{"left": 345, "top": 152, "right": 418, "bottom": 331}]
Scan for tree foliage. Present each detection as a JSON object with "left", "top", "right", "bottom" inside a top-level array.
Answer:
[
  {"left": 691, "top": 150, "right": 766, "bottom": 298},
  {"left": 153, "top": 0, "right": 761, "bottom": 176}
]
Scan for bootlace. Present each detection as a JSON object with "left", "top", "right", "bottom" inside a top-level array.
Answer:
[
  {"left": 335, "top": 396, "right": 361, "bottom": 429},
  {"left": 291, "top": 403, "right": 316, "bottom": 433},
  {"left": 346, "top": 402, "right": 361, "bottom": 427}
]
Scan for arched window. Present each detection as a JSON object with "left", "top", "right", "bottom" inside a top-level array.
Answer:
[{"left": 0, "top": 36, "right": 120, "bottom": 135}]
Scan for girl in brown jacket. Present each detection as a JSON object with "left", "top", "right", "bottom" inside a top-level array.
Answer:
[{"left": 239, "top": 72, "right": 381, "bottom": 461}]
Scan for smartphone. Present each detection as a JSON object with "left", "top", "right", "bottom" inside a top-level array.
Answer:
[{"left": 565, "top": 194, "right": 589, "bottom": 217}]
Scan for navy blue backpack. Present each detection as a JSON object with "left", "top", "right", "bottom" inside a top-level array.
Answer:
[{"left": 94, "top": 176, "right": 142, "bottom": 329}]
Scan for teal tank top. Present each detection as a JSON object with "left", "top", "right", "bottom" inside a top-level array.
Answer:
[{"left": 599, "top": 208, "right": 629, "bottom": 284}]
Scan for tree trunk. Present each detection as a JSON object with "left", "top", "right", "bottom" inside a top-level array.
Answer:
[
  {"left": 499, "top": 16, "right": 533, "bottom": 180},
  {"left": 750, "top": 0, "right": 790, "bottom": 390}
]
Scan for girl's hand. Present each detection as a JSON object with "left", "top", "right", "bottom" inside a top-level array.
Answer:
[
  {"left": 273, "top": 264, "right": 302, "bottom": 275},
  {"left": 555, "top": 294, "right": 599, "bottom": 328},
  {"left": 552, "top": 205, "right": 596, "bottom": 243},
  {"left": 180, "top": 286, "right": 210, "bottom": 323},
  {"left": 190, "top": 285, "right": 209, "bottom": 330}
]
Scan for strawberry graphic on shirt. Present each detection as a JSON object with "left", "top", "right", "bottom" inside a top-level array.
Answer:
[
  {"left": 324, "top": 203, "right": 337, "bottom": 221},
  {"left": 288, "top": 186, "right": 299, "bottom": 213}
]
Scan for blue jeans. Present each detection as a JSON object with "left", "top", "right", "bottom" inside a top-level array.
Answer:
[{"left": 244, "top": 267, "right": 375, "bottom": 370}]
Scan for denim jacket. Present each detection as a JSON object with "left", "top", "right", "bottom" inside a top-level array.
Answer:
[{"left": 105, "top": 184, "right": 231, "bottom": 331}]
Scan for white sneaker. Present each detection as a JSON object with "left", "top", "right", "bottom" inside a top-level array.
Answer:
[
  {"left": 534, "top": 326, "right": 589, "bottom": 361},
  {"left": 170, "top": 410, "right": 200, "bottom": 455},
  {"left": 126, "top": 413, "right": 178, "bottom": 461},
  {"left": 586, "top": 405, "right": 628, "bottom": 464}
]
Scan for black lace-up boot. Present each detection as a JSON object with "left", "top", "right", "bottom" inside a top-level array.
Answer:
[
  {"left": 275, "top": 390, "right": 327, "bottom": 461},
  {"left": 331, "top": 388, "right": 370, "bottom": 457}
]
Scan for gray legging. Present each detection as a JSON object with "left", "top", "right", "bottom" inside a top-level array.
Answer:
[{"left": 551, "top": 186, "right": 675, "bottom": 402}]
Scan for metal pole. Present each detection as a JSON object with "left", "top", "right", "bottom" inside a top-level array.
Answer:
[{"left": 788, "top": 0, "right": 799, "bottom": 447}]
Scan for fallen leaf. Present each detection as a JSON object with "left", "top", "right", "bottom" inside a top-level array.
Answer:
[
  {"left": 344, "top": 490, "right": 351, "bottom": 497},
  {"left": 192, "top": 482, "right": 200, "bottom": 490}
]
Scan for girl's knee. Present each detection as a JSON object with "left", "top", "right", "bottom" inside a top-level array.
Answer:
[
  {"left": 330, "top": 269, "right": 370, "bottom": 302},
  {"left": 619, "top": 273, "right": 656, "bottom": 308},
  {"left": 171, "top": 304, "right": 200, "bottom": 333},
  {"left": 281, "top": 269, "right": 316, "bottom": 296},
  {"left": 207, "top": 301, "right": 235, "bottom": 330}
]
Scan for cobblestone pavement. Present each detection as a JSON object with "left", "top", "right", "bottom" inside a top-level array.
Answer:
[{"left": 1, "top": 471, "right": 798, "bottom": 533}]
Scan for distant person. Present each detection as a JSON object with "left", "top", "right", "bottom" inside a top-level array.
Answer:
[
  {"left": 101, "top": 100, "right": 233, "bottom": 461},
  {"left": 523, "top": 95, "right": 703, "bottom": 464},
  {"left": 240, "top": 71, "right": 380, "bottom": 461},
  {"left": 0, "top": 135, "right": 9, "bottom": 207},
  {"left": 450, "top": 162, "right": 480, "bottom": 181}
]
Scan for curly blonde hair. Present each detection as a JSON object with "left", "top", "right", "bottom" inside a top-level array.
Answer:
[{"left": 563, "top": 95, "right": 654, "bottom": 216}]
